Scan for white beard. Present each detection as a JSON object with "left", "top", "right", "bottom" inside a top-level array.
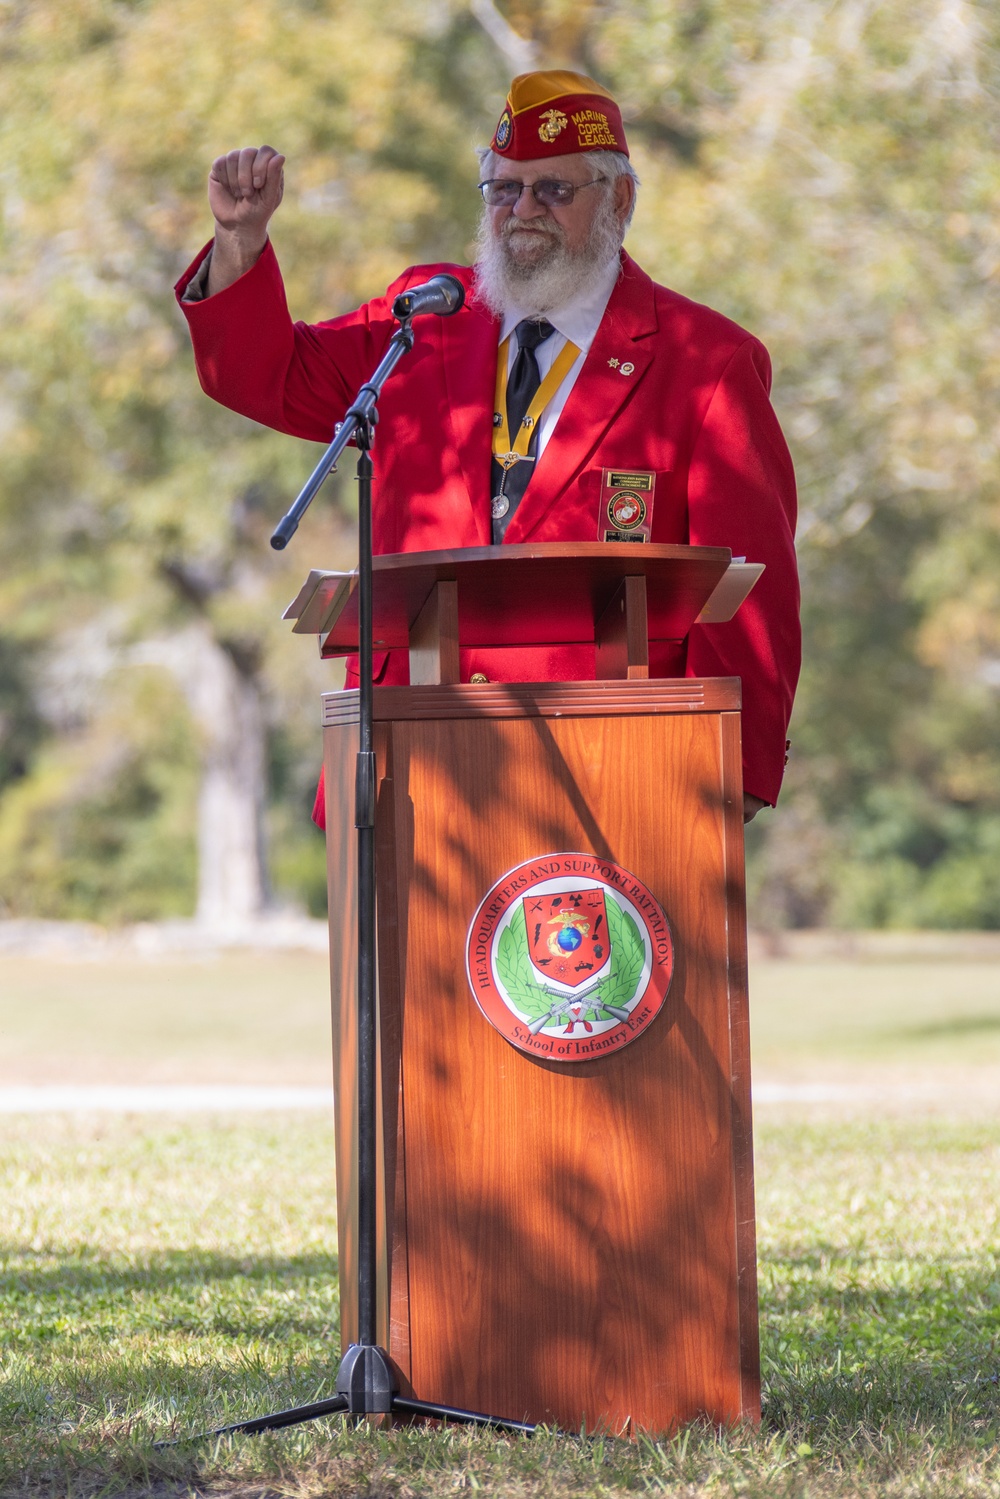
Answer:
[{"left": 473, "top": 192, "right": 624, "bottom": 319}]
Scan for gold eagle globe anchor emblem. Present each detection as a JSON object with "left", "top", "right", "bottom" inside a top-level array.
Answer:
[{"left": 538, "top": 109, "right": 568, "bottom": 143}]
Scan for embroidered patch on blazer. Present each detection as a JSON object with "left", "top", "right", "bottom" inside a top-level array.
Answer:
[{"left": 600, "top": 469, "right": 655, "bottom": 542}]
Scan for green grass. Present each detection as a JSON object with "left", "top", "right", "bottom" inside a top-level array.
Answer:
[
  {"left": 2, "top": 951, "right": 999, "bottom": 1085},
  {"left": 2, "top": 1113, "right": 1000, "bottom": 1496},
  {"left": 748, "top": 959, "right": 1000, "bottom": 1070},
  {"left": 0, "top": 953, "right": 332, "bottom": 1083},
  {"left": 2, "top": 952, "right": 1000, "bottom": 1494}
]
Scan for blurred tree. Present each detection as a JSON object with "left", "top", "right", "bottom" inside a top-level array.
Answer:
[
  {"left": 570, "top": 0, "right": 1000, "bottom": 928},
  {"left": 1, "top": 0, "right": 999, "bottom": 927},
  {"left": 0, "top": 0, "right": 506, "bottom": 925}
]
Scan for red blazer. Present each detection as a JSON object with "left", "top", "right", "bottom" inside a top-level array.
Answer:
[{"left": 177, "top": 243, "right": 799, "bottom": 808}]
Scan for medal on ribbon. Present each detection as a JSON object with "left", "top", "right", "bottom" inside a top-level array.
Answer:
[{"left": 491, "top": 336, "right": 581, "bottom": 515}]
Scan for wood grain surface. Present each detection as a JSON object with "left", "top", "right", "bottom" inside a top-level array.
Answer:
[
  {"left": 324, "top": 683, "right": 757, "bottom": 1433},
  {"left": 322, "top": 679, "right": 740, "bottom": 727},
  {"left": 595, "top": 575, "right": 650, "bottom": 680},
  {"left": 408, "top": 580, "right": 460, "bottom": 686},
  {"left": 317, "top": 543, "right": 730, "bottom": 658},
  {"left": 720, "top": 711, "right": 760, "bottom": 1415}
]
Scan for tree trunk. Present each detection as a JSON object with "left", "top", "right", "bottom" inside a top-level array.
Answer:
[
  {"left": 190, "top": 632, "right": 270, "bottom": 926},
  {"left": 134, "top": 622, "right": 271, "bottom": 926}
]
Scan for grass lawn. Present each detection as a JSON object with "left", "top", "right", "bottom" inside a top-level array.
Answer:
[
  {"left": 750, "top": 956, "right": 1000, "bottom": 1076},
  {"left": 1, "top": 950, "right": 1000, "bottom": 1495},
  {"left": 0, "top": 953, "right": 333, "bottom": 1085},
  {"left": 3, "top": 948, "right": 1000, "bottom": 1088}
]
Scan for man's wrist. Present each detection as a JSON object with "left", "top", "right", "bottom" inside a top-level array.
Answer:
[{"left": 206, "top": 227, "right": 267, "bottom": 295}]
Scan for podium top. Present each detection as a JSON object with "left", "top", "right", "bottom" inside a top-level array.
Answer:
[{"left": 284, "top": 542, "right": 762, "bottom": 656}]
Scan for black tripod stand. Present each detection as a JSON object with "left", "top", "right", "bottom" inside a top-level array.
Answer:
[{"left": 178, "top": 304, "right": 536, "bottom": 1444}]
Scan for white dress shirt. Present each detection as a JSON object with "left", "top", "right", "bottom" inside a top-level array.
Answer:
[{"left": 496, "top": 255, "right": 622, "bottom": 458}]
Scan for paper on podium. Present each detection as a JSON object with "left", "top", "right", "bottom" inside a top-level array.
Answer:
[
  {"left": 283, "top": 569, "right": 357, "bottom": 635},
  {"left": 695, "top": 561, "right": 764, "bottom": 624}
]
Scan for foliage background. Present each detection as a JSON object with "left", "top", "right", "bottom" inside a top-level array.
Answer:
[{"left": 1, "top": 0, "right": 998, "bottom": 928}]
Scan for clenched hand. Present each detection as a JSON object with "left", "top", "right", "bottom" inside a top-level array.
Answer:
[{"left": 206, "top": 145, "right": 285, "bottom": 297}]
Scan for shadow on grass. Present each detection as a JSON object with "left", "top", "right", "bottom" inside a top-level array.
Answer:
[
  {"left": 4, "top": 1237, "right": 999, "bottom": 1426},
  {"left": 0, "top": 1245, "right": 347, "bottom": 1489},
  {"left": 0, "top": 1246, "right": 998, "bottom": 1495},
  {"left": 760, "top": 1248, "right": 1000, "bottom": 1439},
  {"left": 0, "top": 1243, "right": 340, "bottom": 1345},
  {"left": 0, "top": 1242, "right": 338, "bottom": 1285}
]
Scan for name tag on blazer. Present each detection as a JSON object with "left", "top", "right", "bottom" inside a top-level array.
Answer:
[{"left": 599, "top": 468, "right": 657, "bottom": 543}]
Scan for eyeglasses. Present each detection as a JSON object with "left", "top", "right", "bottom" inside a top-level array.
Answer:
[{"left": 477, "top": 178, "right": 605, "bottom": 208}]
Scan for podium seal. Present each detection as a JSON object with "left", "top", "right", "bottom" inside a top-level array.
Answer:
[{"left": 466, "top": 853, "right": 674, "bottom": 1061}]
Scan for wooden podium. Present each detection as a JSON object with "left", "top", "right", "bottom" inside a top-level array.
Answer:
[{"left": 287, "top": 543, "right": 761, "bottom": 1436}]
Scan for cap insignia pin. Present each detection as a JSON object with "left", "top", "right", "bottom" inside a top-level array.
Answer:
[
  {"left": 607, "top": 357, "right": 620, "bottom": 369},
  {"left": 538, "top": 108, "right": 568, "bottom": 143},
  {"left": 620, "top": 362, "right": 635, "bottom": 376}
]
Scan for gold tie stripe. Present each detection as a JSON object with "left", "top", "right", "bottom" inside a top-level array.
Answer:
[{"left": 492, "top": 333, "right": 582, "bottom": 472}]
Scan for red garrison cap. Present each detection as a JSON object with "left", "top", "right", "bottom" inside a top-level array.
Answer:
[{"left": 490, "top": 70, "right": 629, "bottom": 160}]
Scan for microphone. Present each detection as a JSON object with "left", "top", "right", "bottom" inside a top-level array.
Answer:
[{"left": 392, "top": 273, "right": 465, "bottom": 320}]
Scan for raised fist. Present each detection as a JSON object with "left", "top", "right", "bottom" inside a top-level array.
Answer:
[
  {"left": 205, "top": 146, "right": 286, "bottom": 295},
  {"left": 208, "top": 145, "right": 285, "bottom": 242}
]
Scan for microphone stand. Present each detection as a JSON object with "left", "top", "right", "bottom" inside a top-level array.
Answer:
[{"left": 162, "top": 315, "right": 536, "bottom": 1446}]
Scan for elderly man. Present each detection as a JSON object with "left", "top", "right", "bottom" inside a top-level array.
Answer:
[{"left": 176, "top": 70, "right": 800, "bottom": 822}]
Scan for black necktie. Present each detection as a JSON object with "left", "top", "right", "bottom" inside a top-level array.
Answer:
[{"left": 491, "top": 318, "right": 556, "bottom": 543}]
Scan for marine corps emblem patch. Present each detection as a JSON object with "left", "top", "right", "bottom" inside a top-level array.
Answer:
[
  {"left": 607, "top": 490, "right": 646, "bottom": 531},
  {"left": 538, "top": 108, "right": 568, "bottom": 143},
  {"left": 466, "top": 853, "right": 674, "bottom": 1061}
]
